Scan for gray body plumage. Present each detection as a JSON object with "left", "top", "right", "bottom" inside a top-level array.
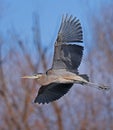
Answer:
[
  {"left": 22, "top": 15, "right": 109, "bottom": 104},
  {"left": 35, "top": 15, "right": 87, "bottom": 104}
]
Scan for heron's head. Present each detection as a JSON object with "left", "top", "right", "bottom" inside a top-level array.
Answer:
[{"left": 21, "top": 73, "right": 43, "bottom": 79}]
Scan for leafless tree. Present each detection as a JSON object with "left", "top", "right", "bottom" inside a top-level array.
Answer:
[{"left": 0, "top": 3, "right": 113, "bottom": 130}]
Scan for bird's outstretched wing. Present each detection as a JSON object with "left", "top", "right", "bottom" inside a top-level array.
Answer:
[
  {"left": 52, "top": 15, "right": 83, "bottom": 73},
  {"left": 34, "top": 83, "right": 73, "bottom": 104},
  {"left": 56, "top": 14, "right": 83, "bottom": 43},
  {"left": 52, "top": 44, "right": 84, "bottom": 73}
]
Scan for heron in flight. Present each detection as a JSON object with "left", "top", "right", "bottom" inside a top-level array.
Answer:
[{"left": 22, "top": 15, "right": 109, "bottom": 104}]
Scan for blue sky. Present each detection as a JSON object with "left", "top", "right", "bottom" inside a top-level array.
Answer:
[
  {"left": 0, "top": 0, "right": 112, "bottom": 74},
  {"left": 0, "top": 0, "right": 112, "bottom": 47}
]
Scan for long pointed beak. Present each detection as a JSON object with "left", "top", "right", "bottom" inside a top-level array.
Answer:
[{"left": 21, "top": 75, "right": 39, "bottom": 79}]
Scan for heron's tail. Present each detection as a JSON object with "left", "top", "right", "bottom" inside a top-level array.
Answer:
[{"left": 79, "top": 74, "right": 89, "bottom": 82}]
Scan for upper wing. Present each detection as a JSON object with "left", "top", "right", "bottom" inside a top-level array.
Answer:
[
  {"left": 56, "top": 14, "right": 83, "bottom": 44},
  {"left": 52, "top": 44, "right": 84, "bottom": 73},
  {"left": 34, "top": 83, "right": 73, "bottom": 104},
  {"left": 52, "top": 15, "right": 83, "bottom": 73}
]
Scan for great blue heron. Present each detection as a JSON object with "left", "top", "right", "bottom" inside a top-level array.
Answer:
[{"left": 22, "top": 15, "right": 109, "bottom": 104}]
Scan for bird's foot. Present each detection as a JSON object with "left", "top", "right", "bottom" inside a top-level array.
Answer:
[{"left": 98, "top": 85, "right": 110, "bottom": 90}]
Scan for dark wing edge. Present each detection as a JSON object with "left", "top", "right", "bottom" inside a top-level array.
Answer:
[
  {"left": 34, "top": 83, "right": 73, "bottom": 104},
  {"left": 56, "top": 14, "right": 83, "bottom": 44},
  {"left": 52, "top": 44, "right": 84, "bottom": 73}
]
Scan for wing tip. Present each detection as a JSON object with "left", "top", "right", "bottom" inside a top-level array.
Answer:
[{"left": 57, "top": 14, "right": 83, "bottom": 43}]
